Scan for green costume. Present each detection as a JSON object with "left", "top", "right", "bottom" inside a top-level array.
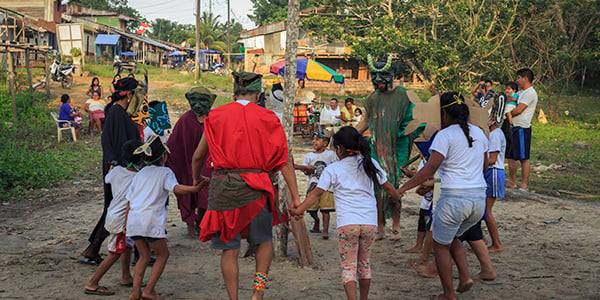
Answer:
[{"left": 365, "top": 86, "right": 424, "bottom": 188}]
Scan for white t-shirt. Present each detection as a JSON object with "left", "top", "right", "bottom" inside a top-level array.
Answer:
[
  {"left": 320, "top": 106, "right": 341, "bottom": 125},
  {"left": 317, "top": 156, "right": 387, "bottom": 228},
  {"left": 488, "top": 128, "right": 506, "bottom": 170},
  {"left": 104, "top": 166, "right": 137, "bottom": 234},
  {"left": 429, "top": 124, "right": 488, "bottom": 189},
  {"left": 86, "top": 99, "right": 105, "bottom": 111},
  {"left": 302, "top": 150, "right": 338, "bottom": 186},
  {"left": 513, "top": 87, "right": 538, "bottom": 128},
  {"left": 417, "top": 160, "right": 433, "bottom": 210},
  {"left": 126, "top": 165, "right": 179, "bottom": 238}
]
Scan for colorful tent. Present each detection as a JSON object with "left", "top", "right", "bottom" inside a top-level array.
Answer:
[{"left": 270, "top": 58, "right": 344, "bottom": 84}]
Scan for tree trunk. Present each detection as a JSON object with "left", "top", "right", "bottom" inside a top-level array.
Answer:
[
  {"left": 274, "top": 0, "right": 314, "bottom": 266},
  {"left": 25, "top": 48, "right": 34, "bottom": 105},
  {"left": 7, "top": 48, "right": 17, "bottom": 124}
]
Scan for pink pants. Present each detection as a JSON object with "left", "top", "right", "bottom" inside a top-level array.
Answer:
[{"left": 336, "top": 224, "right": 377, "bottom": 283}]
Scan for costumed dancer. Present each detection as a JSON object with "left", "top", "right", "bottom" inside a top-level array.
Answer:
[
  {"left": 81, "top": 77, "right": 141, "bottom": 265},
  {"left": 191, "top": 72, "right": 301, "bottom": 300},
  {"left": 166, "top": 87, "right": 216, "bottom": 237},
  {"left": 290, "top": 126, "right": 402, "bottom": 300},
  {"left": 398, "top": 92, "right": 488, "bottom": 300},
  {"left": 126, "top": 136, "right": 206, "bottom": 300},
  {"left": 356, "top": 54, "right": 425, "bottom": 241},
  {"left": 143, "top": 100, "right": 172, "bottom": 143}
]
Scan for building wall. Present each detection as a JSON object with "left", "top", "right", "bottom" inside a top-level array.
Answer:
[{"left": 0, "top": 0, "right": 60, "bottom": 22}]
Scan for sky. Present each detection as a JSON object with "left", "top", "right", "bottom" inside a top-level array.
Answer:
[{"left": 128, "top": 0, "right": 257, "bottom": 30}]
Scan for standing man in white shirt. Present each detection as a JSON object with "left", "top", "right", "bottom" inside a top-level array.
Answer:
[{"left": 506, "top": 68, "right": 538, "bottom": 191}]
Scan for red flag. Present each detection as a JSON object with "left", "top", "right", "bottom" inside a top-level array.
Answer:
[
  {"left": 180, "top": 40, "right": 186, "bottom": 49},
  {"left": 136, "top": 22, "right": 150, "bottom": 35}
]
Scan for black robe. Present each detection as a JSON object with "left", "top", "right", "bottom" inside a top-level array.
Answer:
[{"left": 88, "top": 104, "right": 140, "bottom": 244}]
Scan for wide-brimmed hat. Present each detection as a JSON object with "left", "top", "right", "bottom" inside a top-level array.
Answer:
[{"left": 185, "top": 87, "right": 216, "bottom": 116}]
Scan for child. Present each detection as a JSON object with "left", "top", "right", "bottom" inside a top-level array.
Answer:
[
  {"left": 504, "top": 82, "right": 519, "bottom": 125},
  {"left": 290, "top": 126, "right": 401, "bottom": 300},
  {"left": 485, "top": 107, "right": 509, "bottom": 253},
  {"left": 354, "top": 107, "right": 363, "bottom": 124},
  {"left": 403, "top": 136, "right": 436, "bottom": 254},
  {"left": 126, "top": 136, "right": 206, "bottom": 300},
  {"left": 398, "top": 92, "right": 488, "bottom": 300},
  {"left": 84, "top": 140, "right": 144, "bottom": 296},
  {"left": 294, "top": 131, "right": 338, "bottom": 239}
]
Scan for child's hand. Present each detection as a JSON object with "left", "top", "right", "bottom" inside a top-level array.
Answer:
[
  {"left": 303, "top": 165, "right": 314, "bottom": 175},
  {"left": 400, "top": 166, "right": 415, "bottom": 177},
  {"left": 194, "top": 176, "right": 210, "bottom": 191}
]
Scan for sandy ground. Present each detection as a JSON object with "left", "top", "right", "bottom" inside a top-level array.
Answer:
[{"left": 2, "top": 76, "right": 599, "bottom": 299}]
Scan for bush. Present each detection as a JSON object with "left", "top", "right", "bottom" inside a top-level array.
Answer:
[{"left": 0, "top": 90, "right": 98, "bottom": 200}]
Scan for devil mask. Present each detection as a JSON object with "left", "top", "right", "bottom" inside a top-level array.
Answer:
[{"left": 368, "top": 54, "right": 394, "bottom": 92}]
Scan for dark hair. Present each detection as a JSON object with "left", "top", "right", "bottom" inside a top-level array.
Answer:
[
  {"left": 354, "top": 107, "right": 362, "bottom": 115},
  {"left": 440, "top": 92, "right": 473, "bottom": 147},
  {"left": 516, "top": 68, "right": 534, "bottom": 83},
  {"left": 345, "top": 97, "right": 354, "bottom": 104},
  {"left": 112, "top": 74, "right": 120, "bottom": 83},
  {"left": 500, "top": 118, "right": 513, "bottom": 155},
  {"left": 144, "top": 137, "right": 166, "bottom": 166},
  {"left": 505, "top": 81, "right": 518, "bottom": 91},
  {"left": 484, "top": 80, "right": 493, "bottom": 85},
  {"left": 148, "top": 100, "right": 160, "bottom": 108},
  {"left": 90, "top": 77, "right": 100, "bottom": 87},
  {"left": 122, "top": 140, "right": 144, "bottom": 166},
  {"left": 330, "top": 98, "right": 338, "bottom": 103},
  {"left": 60, "top": 94, "right": 70, "bottom": 103},
  {"left": 333, "top": 126, "right": 381, "bottom": 185}
]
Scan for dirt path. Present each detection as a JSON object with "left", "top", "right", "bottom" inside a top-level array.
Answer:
[{"left": 5, "top": 76, "right": 598, "bottom": 299}]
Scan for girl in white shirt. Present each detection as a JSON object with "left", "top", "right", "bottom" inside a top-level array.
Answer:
[
  {"left": 290, "top": 126, "right": 401, "bottom": 300},
  {"left": 126, "top": 136, "right": 206, "bottom": 300},
  {"left": 398, "top": 92, "right": 488, "bottom": 300}
]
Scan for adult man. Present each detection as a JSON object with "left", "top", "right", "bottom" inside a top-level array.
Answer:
[
  {"left": 166, "top": 87, "right": 215, "bottom": 237},
  {"left": 507, "top": 68, "right": 538, "bottom": 191},
  {"left": 356, "top": 55, "right": 424, "bottom": 241},
  {"left": 319, "top": 98, "right": 341, "bottom": 128},
  {"left": 471, "top": 79, "right": 495, "bottom": 107},
  {"left": 191, "top": 72, "right": 300, "bottom": 300}
]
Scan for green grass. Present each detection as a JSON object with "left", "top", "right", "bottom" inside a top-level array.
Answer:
[{"left": 0, "top": 90, "right": 101, "bottom": 201}]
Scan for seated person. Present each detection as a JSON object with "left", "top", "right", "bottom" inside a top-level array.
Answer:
[
  {"left": 58, "top": 94, "right": 82, "bottom": 140},
  {"left": 85, "top": 91, "right": 106, "bottom": 136}
]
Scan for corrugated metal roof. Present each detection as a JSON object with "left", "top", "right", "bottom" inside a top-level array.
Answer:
[{"left": 95, "top": 34, "right": 120, "bottom": 45}]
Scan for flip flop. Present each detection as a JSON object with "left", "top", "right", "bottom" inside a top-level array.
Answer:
[
  {"left": 389, "top": 230, "right": 401, "bottom": 241},
  {"left": 518, "top": 187, "right": 529, "bottom": 192},
  {"left": 84, "top": 286, "right": 115, "bottom": 296}
]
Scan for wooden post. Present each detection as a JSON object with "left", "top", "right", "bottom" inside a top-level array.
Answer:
[
  {"left": 44, "top": 53, "right": 51, "bottom": 98},
  {"left": 25, "top": 48, "right": 34, "bottom": 105},
  {"left": 275, "top": 0, "right": 314, "bottom": 266},
  {"left": 7, "top": 48, "right": 17, "bottom": 123},
  {"left": 194, "top": 0, "right": 201, "bottom": 81}
]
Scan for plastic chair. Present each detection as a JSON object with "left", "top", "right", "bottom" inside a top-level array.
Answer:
[{"left": 50, "top": 112, "right": 76, "bottom": 142}]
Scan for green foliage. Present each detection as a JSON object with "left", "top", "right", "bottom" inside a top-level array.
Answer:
[
  {"left": 249, "top": 0, "right": 313, "bottom": 26},
  {"left": 69, "top": 0, "right": 144, "bottom": 31},
  {"left": 70, "top": 48, "right": 82, "bottom": 57},
  {"left": 0, "top": 91, "right": 100, "bottom": 200}
]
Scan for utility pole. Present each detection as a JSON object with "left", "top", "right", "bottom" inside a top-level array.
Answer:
[
  {"left": 226, "top": 0, "right": 230, "bottom": 68},
  {"left": 195, "top": 0, "right": 201, "bottom": 81}
]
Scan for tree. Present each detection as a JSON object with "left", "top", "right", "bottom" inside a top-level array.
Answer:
[
  {"left": 249, "top": 0, "right": 312, "bottom": 26},
  {"left": 70, "top": 0, "right": 144, "bottom": 31}
]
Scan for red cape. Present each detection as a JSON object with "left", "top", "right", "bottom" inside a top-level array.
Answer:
[{"left": 199, "top": 101, "right": 289, "bottom": 243}]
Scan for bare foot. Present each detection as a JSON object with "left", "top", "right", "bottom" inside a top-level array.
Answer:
[
  {"left": 473, "top": 271, "right": 496, "bottom": 281},
  {"left": 141, "top": 290, "right": 162, "bottom": 300},
  {"left": 407, "top": 257, "right": 427, "bottom": 266},
  {"left": 505, "top": 182, "right": 517, "bottom": 189},
  {"left": 251, "top": 290, "right": 265, "bottom": 300},
  {"left": 430, "top": 294, "right": 454, "bottom": 300},
  {"left": 456, "top": 278, "right": 474, "bottom": 293},
  {"left": 487, "top": 245, "right": 504, "bottom": 253},
  {"left": 375, "top": 231, "right": 385, "bottom": 241},
  {"left": 405, "top": 245, "right": 422, "bottom": 253},
  {"left": 130, "top": 291, "right": 141, "bottom": 300},
  {"left": 389, "top": 229, "right": 401, "bottom": 241},
  {"left": 414, "top": 263, "right": 438, "bottom": 278},
  {"left": 322, "top": 233, "right": 329, "bottom": 240}
]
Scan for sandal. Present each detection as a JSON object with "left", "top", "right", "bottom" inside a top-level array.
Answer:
[{"left": 84, "top": 286, "right": 115, "bottom": 296}]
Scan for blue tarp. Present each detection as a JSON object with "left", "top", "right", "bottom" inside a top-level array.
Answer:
[
  {"left": 95, "top": 34, "right": 120, "bottom": 45},
  {"left": 120, "top": 51, "right": 137, "bottom": 56}
]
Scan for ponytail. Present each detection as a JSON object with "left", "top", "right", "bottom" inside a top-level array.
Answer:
[
  {"left": 333, "top": 126, "right": 381, "bottom": 186},
  {"left": 440, "top": 92, "right": 473, "bottom": 147},
  {"left": 500, "top": 118, "right": 512, "bottom": 153}
]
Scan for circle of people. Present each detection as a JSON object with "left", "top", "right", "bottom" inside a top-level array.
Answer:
[{"left": 69, "top": 66, "right": 537, "bottom": 300}]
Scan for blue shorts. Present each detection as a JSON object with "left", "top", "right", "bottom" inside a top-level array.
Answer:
[
  {"left": 432, "top": 188, "right": 486, "bottom": 245},
  {"left": 485, "top": 168, "right": 505, "bottom": 198},
  {"left": 507, "top": 126, "right": 531, "bottom": 160}
]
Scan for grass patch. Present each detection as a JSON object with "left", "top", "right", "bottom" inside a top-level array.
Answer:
[{"left": 0, "top": 90, "right": 100, "bottom": 201}]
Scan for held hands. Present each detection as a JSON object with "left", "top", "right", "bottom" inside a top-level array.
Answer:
[
  {"left": 288, "top": 203, "right": 304, "bottom": 221},
  {"left": 193, "top": 176, "right": 210, "bottom": 192}
]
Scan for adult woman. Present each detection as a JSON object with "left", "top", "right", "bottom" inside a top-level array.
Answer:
[
  {"left": 85, "top": 91, "right": 105, "bottom": 136},
  {"left": 81, "top": 77, "right": 141, "bottom": 264},
  {"left": 339, "top": 97, "right": 358, "bottom": 126},
  {"left": 58, "top": 94, "right": 82, "bottom": 140},
  {"left": 109, "top": 74, "right": 120, "bottom": 94},
  {"left": 398, "top": 92, "right": 488, "bottom": 300},
  {"left": 87, "top": 77, "right": 103, "bottom": 99}
]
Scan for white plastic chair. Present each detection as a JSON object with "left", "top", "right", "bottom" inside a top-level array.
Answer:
[{"left": 50, "top": 112, "right": 76, "bottom": 142}]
